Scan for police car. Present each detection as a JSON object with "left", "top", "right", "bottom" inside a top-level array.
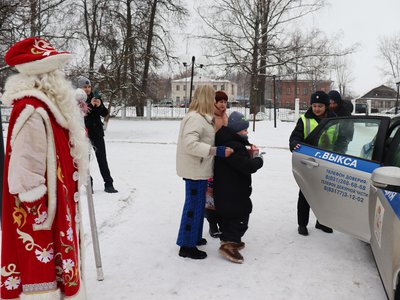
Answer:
[{"left": 292, "top": 115, "right": 400, "bottom": 300}]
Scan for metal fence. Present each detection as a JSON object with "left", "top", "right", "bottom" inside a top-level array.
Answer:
[
  {"left": 2, "top": 104, "right": 399, "bottom": 125},
  {"left": 110, "top": 104, "right": 303, "bottom": 122}
]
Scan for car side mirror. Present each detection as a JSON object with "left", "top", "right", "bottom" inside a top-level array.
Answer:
[{"left": 371, "top": 166, "right": 400, "bottom": 193}]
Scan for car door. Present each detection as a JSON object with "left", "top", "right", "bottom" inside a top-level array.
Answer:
[
  {"left": 292, "top": 116, "right": 390, "bottom": 242},
  {"left": 369, "top": 121, "right": 400, "bottom": 300}
]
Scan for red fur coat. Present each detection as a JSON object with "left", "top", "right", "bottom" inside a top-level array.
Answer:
[{"left": 1, "top": 96, "right": 86, "bottom": 299}]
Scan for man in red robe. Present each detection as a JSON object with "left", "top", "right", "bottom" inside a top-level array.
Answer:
[{"left": 1, "top": 37, "right": 89, "bottom": 300}]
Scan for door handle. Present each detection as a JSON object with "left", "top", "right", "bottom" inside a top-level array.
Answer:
[{"left": 300, "top": 158, "right": 319, "bottom": 167}]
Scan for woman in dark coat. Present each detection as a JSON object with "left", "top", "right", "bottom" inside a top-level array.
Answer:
[
  {"left": 289, "top": 91, "right": 336, "bottom": 236},
  {"left": 213, "top": 111, "right": 263, "bottom": 263}
]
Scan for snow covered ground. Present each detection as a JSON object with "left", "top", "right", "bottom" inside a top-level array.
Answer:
[
  {"left": 1, "top": 118, "right": 387, "bottom": 299},
  {"left": 80, "top": 119, "right": 386, "bottom": 300}
]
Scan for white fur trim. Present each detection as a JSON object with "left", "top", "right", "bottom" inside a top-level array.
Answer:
[
  {"left": 4, "top": 89, "right": 67, "bottom": 128},
  {"left": 19, "top": 284, "right": 86, "bottom": 299},
  {"left": 20, "top": 289, "right": 61, "bottom": 300},
  {"left": 10, "top": 105, "right": 35, "bottom": 148},
  {"left": 33, "top": 107, "right": 57, "bottom": 231},
  {"left": 15, "top": 53, "right": 72, "bottom": 75},
  {"left": 18, "top": 184, "right": 47, "bottom": 203}
]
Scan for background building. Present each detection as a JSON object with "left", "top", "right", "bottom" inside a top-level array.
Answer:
[
  {"left": 355, "top": 85, "right": 397, "bottom": 112},
  {"left": 171, "top": 75, "right": 237, "bottom": 106},
  {"left": 274, "top": 79, "right": 332, "bottom": 109}
]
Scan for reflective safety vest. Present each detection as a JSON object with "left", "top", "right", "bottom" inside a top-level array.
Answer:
[
  {"left": 300, "top": 114, "right": 337, "bottom": 148},
  {"left": 301, "top": 114, "right": 318, "bottom": 138}
]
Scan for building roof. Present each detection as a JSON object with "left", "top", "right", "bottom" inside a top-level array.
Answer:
[
  {"left": 278, "top": 79, "right": 332, "bottom": 83},
  {"left": 172, "top": 75, "right": 234, "bottom": 83},
  {"left": 359, "top": 84, "right": 397, "bottom": 100}
]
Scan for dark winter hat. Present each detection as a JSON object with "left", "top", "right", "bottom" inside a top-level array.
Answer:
[
  {"left": 328, "top": 90, "right": 342, "bottom": 103},
  {"left": 228, "top": 111, "right": 249, "bottom": 132},
  {"left": 310, "top": 91, "right": 329, "bottom": 106},
  {"left": 215, "top": 91, "right": 228, "bottom": 102},
  {"left": 77, "top": 76, "right": 91, "bottom": 88}
]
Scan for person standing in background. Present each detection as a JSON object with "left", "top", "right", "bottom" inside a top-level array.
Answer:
[
  {"left": 328, "top": 90, "right": 354, "bottom": 153},
  {"left": 204, "top": 90, "right": 229, "bottom": 238},
  {"left": 328, "top": 90, "right": 352, "bottom": 116},
  {"left": 176, "top": 85, "right": 233, "bottom": 260},
  {"left": 77, "top": 76, "right": 118, "bottom": 193}
]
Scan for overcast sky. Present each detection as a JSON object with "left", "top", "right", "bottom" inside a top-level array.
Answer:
[
  {"left": 314, "top": 0, "right": 400, "bottom": 95},
  {"left": 175, "top": 0, "right": 400, "bottom": 97}
]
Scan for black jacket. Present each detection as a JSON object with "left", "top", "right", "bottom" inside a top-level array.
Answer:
[
  {"left": 334, "top": 100, "right": 352, "bottom": 117},
  {"left": 213, "top": 126, "right": 263, "bottom": 218},
  {"left": 84, "top": 92, "right": 109, "bottom": 139},
  {"left": 289, "top": 107, "right": 336, "bottom": 152}
]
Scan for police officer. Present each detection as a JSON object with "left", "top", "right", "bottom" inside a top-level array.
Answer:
[
  {"left": 77, "top": 76, "right": 118, "bottom": 193},
  {"left": 289, "top": 91, "right": 336, "bottom": 236}
]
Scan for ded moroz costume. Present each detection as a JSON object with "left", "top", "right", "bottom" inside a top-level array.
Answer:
[{"left": 1, "top": 37, "right": 89, "bottom": 299}]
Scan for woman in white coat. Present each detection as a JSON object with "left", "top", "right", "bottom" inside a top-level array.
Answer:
[{"left": 176, "top": 85, "right": 233, "bottom": 259}]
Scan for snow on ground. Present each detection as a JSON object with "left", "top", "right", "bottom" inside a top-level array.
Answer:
[{"left": 79, "top": 119, "right": 386, "bottom": 300}]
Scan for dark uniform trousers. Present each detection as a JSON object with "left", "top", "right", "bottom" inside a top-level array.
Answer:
[
  {"left": 297, "top": 190, "right": 310, "bottom": 226},
  {"left": 90, "top": 136, "right": 113, "bottom": 185}
]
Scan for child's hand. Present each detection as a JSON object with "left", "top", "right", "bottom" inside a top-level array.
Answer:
[
  {"left": 91, "top": 98, "right": 101, "bottom": 107},
  {"left": 225, "top": 147, "right": 234, "bottom": 157}
]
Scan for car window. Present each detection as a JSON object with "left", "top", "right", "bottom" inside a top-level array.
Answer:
[
  {"left": 389, "top": 142, "right": 400, "bottom": 167},
  {"left": 316, "top": 119, "right": 381, "bottom": 160},
  {"left": 385, "top": 127, "right": 400, "bottom": 167}
]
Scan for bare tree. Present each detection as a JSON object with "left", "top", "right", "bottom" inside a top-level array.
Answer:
[
  {"left": 378, "top": 33, "right": 400, "bottom": 85},
  {"left": 79, "top": 0, "right": 109, "bottom": 76},
  {"left": 281, "top": 29, "right": 356, "bottom": 94},
  {"left": 137, "top": 0, "right": 187, "bottom": 116},
  {"left": 331, "top": 55, "right": 353, "bottom": 96},
  {"left": 198, "top": 0, "right": 326, "bottom": 110}
]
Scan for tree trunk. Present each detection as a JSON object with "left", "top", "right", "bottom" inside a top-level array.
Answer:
[
  {"left": 138, "top": 0, "right": 158, "bottom": 117},
  {"left": 258, "top": 0, "right": 271, "bottom": 107}
]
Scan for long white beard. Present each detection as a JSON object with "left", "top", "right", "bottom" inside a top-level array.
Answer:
[{"left": 3, "top": 71, "right": 90, "bottom": 187}]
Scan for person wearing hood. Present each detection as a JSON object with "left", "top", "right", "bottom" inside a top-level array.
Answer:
[
  {"left": 289, "top": 91, "right": 336, "bottom": 236},
  {"left": 328, "top": 90, "right": 352, "bottom": 116},
  {"left": 213, "top": 111, "right": 264, "bottom": 263},
  {"left": 328, "top": 90, "right": 354, "bottom": 153}
]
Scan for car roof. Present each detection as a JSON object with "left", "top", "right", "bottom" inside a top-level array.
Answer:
[{"left": 391, "top": 115, "right": 400, "bottom": 124}]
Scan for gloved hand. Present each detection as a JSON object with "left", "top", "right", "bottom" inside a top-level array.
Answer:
[
  {"left": 216, "top": 146, "right": 226, "bottom": 157},
  {"left": 211, "top": 146, "right": 234, "bottom": 157}
]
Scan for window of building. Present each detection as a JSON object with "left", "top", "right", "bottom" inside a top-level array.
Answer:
[
  {"left": 303, "top": 88, "right": 308, "bottom": 95},
  {"left": 287, "top": 87, "right": 291, "bottom": 95},
  {"left": 183, "top": 85, "right": 186, "bottom": 91},
  {"left": 221, "top": 84, "right": 225, "bottom": 90},
  {"left": 176, "top": 96, "right": 180, "bottom": 102},
  {"left": 213, "top": 85, "right": 218, "bottom": 90},
  {"left": 296, "top": 87, "right": 300, "bottom": 95}
]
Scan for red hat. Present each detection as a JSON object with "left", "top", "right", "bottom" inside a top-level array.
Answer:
[{"left": 4, "top": 37, "right": 72, "bottom": 75}]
